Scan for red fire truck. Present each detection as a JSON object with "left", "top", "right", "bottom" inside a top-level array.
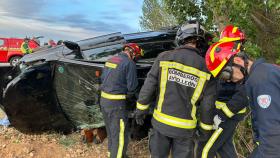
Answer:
[{"left": 0, "top": 38, "right": 40, "bottom": 66}]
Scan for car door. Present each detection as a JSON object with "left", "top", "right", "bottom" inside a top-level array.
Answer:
[
  {"left": 0, "top": 38, "right": 9, "bottom": 62},
  {"left": 53, "top": 32, "right": 126, "bottom": 129}
]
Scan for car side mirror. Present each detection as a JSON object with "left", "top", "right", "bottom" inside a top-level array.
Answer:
[
  {"left": 63, "top": 41, "right": 83, "bottom": 59},
  {"left": 63, "top": 41, "right": 80, "bottom": 51}
]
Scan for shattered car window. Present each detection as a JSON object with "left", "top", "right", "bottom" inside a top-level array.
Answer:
[{"left": 54, "top": 62, "right": 104, "bottom": 129}]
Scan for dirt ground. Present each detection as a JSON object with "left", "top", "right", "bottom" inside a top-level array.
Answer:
[{"left": 0, "top": 110, "right": 149, "bottom": 158}]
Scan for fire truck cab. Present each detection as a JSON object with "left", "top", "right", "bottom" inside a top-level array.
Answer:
[{"left": 0, "top": 38, "right": 39, "bottom": 66}]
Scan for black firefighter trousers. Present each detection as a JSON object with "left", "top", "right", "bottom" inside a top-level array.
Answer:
[
  {"left": 197, "top": 118, "right": 241, "bottom": 158},
  {"left": 149, "top": 129, "right": 194, "bottom": 158},
  {"left": 100, "top": 98, "right": 129, "bottom": 158}
]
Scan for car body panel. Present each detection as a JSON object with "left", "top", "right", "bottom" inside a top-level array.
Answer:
[
  {"left": 0, "top": 38, "right": 9, "bottom": 62},
  {"left": 3, "top": 63, "right": 74, "bottom": 133},
  {"left": 1, "top": 29, "right": 177, "bottom": 133}
]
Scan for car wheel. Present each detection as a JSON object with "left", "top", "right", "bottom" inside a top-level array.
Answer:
[{"left": 9, "top": 56, "right": 21, "bottom": 67}]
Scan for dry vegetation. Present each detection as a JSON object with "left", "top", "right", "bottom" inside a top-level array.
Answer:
[
  {"left": 234, "top": 114, "right": 256, "bottom": 158},
  {"left": 0, "top": 109, "right": 254, "bottom": 158},
  {"left": 0, "top": 106, "right": 149, "bottom": 158},
  {"left": 0, "top": 126, "right": 150, "bottom": 158}
]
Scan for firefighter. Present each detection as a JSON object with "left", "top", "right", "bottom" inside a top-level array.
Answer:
[
  {"left": 100, "top": 43, "right": 143, "bottom": 158},
  {"left": 205, "top": 39, "right": 280, "bottom": 158},
  {"left": 199, "top": 81, "right": 248, "bottom": 158},
  {"left": 135, "top": 21, "right": 217, "bottom": 158},
  {"left": 21, "top": 38, "right": 32, "bottom": 54},
  {"left": 48, "top": 39, "right": 57, "bottom": 47},
  {"left": 199, "top": 25, "right": 249, "bottom": 158}
]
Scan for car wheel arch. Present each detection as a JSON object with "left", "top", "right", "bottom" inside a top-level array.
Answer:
[{"left": 9, "top": 55, "right": 22, "bottom": 66}]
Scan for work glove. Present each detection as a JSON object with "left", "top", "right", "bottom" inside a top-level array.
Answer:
[
  {"left": 134, "top": 109, "right": 147, "bottom": 126},
  {"left": 213, "top": 115, "right": 223, "bottom": 130}
]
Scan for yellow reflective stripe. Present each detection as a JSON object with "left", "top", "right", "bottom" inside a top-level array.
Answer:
[
  {"left": 256, "top": 141, "right": 259, "bottom": 146},
  {"left": 153, "top": 109, "right": 197, "bottom": 129},
  {"left": 202, "top": 127, "right": 224, "bottom": 158},
  {"left": 191, "top": 105, "right": 197, "bottom": 121},
  {"left": 158, "top": 61, "right": 210, "bottom": 120},
  {"left": 232, "top": 27, "right": 238, "bottom": 33},
  {"left": 117, "top": 119, "right": 125, "bottom": 158},
  {"left": 238, "top": 107, "right": 247, "bottom": 114},
  {"left": 160, "top": 61, "right": 211, "bottom": 79},
  {"left": 219, "top": 37, "right": 241, "bottom": 42},
  {"left": 157, "top": 66, "right": 168, "bottom": 112},
  {"left": 136, "top": 102, "right": 149, "bottom": 110},
  {"left": 223, "top": 105, "right": 239, "bottom": 117},
  {"left": 216, "top": 101, "right": 234, "bottom": 118},
  {"left": 216, "top": 101, "right": 246, "bottom": 116},
  {"left": 105, "top": 62, "right": 117, "bottom": 69},
  {"left": 215, "top": 101, "right": 224, "bottom": 109},
  {"left": 200, "top": 122, "right": 213, "bottom": 130},
  {"left": 101, "top": 91, "right": 126, "bottom": 100},
  {"left": 191, "top": 77, "right": 207, "bottom": 120}
]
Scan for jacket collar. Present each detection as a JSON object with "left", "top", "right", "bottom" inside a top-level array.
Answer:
[{"left": 249, "top": 58, "right": 266, "bottom": 75}]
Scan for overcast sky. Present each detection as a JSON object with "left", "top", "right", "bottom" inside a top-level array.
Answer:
[{"left": 0, "top": 0, "right": 143, "bottom": 43}]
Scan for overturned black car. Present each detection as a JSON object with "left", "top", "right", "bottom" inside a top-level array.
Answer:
[{"left": 1, "top": 29, "right": 178, "bottom": 136}]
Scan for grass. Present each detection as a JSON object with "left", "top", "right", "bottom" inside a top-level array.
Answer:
[
  {"left": 58, "top": 135, "right": 78, "bottom": 148},
  {"left": 234, "top": 113, "right": 255, "bottom": 157}
]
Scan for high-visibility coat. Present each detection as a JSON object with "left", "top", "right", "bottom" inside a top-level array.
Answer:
[
  {"left": 21, "top": 42, "right": 32, "bottom": 54},
  {"left": 137, "top": 46, "right": 217, "bottom": 138}
]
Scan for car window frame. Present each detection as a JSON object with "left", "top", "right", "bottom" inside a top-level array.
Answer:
[
  {"left": 62, "top": 32, "right": 126, "bottom": 61},
  {"left": 0, "top": 39, "right": 5, "bottom": 46}
]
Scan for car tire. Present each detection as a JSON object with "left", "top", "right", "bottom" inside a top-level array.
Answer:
[{"left": 9, "top": 56, "right": 22, "bottom": 67}]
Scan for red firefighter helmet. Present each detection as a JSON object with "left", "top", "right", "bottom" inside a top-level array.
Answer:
[
  {"left": 205, "top": 41, "right": 242, "bottom": 77},
  {"left": 123, "top": 43, "right": 144, "bottom": 58},
  {"left": 219, "top": 25, "right": 245, "bottom": 42}
]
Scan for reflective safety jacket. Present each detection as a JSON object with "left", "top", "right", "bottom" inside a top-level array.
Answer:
[
  {"left": 137, "top": 46, "right": 217, "bottom": 138},
  {"left": 100, "top": 53, "right": 138, "bottom": 101},
  {"left": 21, "top": 42, "right": 32, "bottom": 54},
  {"left": 215, "top": 81, "right": 247, "bottom": 120},
  {"left": 245, "top": 59, "right": 280, "bottom": 157}
]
